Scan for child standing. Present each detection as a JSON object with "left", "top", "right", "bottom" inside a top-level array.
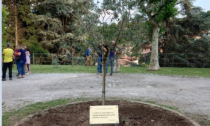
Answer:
[{"left": 25, "top": 48, "right": 31, "bottom": 74}]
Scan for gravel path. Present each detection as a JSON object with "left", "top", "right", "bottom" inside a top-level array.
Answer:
[{"left": 2, "top": 73, "right": 210, "bottom": 119}]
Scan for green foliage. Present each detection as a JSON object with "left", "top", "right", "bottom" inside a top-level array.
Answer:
[
  {"left": 30, "top": 0, "right": 87, "bottom": 56},
  {"left": 77, "top": 0, "right": 140, "bottom": 46},
  {"left": 181, "top": 8, "right": 210, "bottom": 35},
  {"left": 207, "top": 11, "right": 210, "bottom": 17},
  {"left": 2, "top": 6, "right": 9, "bottom": 34},
  {"left": 2, "top": 0, "right": 38, "bottom": 47},
  {"left": 29, "top": 42, "right": 48, "bottom": 54},
  {"left": 19, "top": 0, "right": 38, "bottom": 46},
  {"left": 97, "top": 23, "right": 117, "bottom": 41},
  {"left": 2, "top": 6, "right": 9, "bottom": 51},
  {"left": 2, "top": 6, "right": 9, "bottom": 50},
  {"left": 2, "top": 40, "right": 7, "bottom": 52},
  {"left": 156, "top": 0, "right": 178, "bottom": 23},
  {"left": 19, "top": 0, "right": 32, "bottom": 24},
  {"left": 139, "top": 0, "right": 178, "bottom": 23},
  {"left": 159, "top": 8, "right": 210, "bottom": 68}
]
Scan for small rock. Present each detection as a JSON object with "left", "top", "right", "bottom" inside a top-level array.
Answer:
[{"left": 151, "top": 120, "right": 154, "bottom": 122}]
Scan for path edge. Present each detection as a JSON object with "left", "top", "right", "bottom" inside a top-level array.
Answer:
[{"left": 14, "top": 100, "right": 200, "bottom": 126}]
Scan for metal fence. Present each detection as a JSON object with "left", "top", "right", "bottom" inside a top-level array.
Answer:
[
  {"left": 31, "top": 53, "right": 97, "bottom": 65},
  {"left": 158, "top": 53, "right": 210, "bottom": 68},
  {"left": 31, "top": 53, "right": 210, "bottom": 68}
]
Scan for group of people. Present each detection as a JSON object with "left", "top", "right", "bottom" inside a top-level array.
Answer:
[
  {"left": 3, "top": 41, "right": 121, "bottom": 80},
  {"left": 2, "top": 43, "right": 31, "bottom": 81},
  {"left": 85, "top": 41, "right": 123, "bottom": 76}
]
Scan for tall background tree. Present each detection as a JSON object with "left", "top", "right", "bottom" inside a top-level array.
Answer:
[
  {"left": 138, "top": 0, "right": 178, "bottom": 71},
  {"left": 2, "top": 0, "right": 36, "bottom": 47}
]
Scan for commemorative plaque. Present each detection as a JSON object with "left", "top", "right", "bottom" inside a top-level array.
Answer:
[{"left": 89, "top": 105, "right": 119, "bottom": 125}]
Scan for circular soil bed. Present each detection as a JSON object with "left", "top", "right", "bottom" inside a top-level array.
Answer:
[{"left": 19, "top": 101, "right": 195, "bottom": 126}]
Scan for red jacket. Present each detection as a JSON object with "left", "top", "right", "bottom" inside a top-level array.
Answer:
[{"left": 14, "top": 49, "right": 19, "bottom": 59}]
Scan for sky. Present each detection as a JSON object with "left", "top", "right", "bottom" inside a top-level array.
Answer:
[{"left": 191, "top": 0, "right": 210, "bottom": 11}]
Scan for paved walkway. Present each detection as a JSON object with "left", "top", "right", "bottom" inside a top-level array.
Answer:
[{"left": 2, "top": 73, "right": 210, "bottom": 119}]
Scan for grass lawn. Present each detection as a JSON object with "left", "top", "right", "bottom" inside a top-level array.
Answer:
[{"left": 16, "top": 65, "right": 210, "bottom": 78}]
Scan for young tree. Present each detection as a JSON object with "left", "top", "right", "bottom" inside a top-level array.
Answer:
[{"left": 74, "top": 0, "right": 142, "bottom": 105}]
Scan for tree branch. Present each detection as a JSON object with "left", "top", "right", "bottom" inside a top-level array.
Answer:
[{"left": 115, "top": 19, "right": 125, "bottom": 46}]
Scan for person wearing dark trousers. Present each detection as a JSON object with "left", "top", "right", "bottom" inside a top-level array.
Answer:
[
  {"left": 105, "top": 41, "right": 116, "bottom": 76},
  {"left": 2, "top": 43, "right": 14, "bottom": 81},
  {"left": 17, "top": 45, "right": 26, "bottom": 78},
  {"left": 105, "top": 49, "right": 115, "bottom": 76},
  {"left": 14, "top": 46, "right": 19, "bottom": 76},
  {"left": 95, "top": 45, "right": 102, "bottom": 74}
]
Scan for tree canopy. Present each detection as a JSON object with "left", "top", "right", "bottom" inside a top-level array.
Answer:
[{"left": 1, "top": 0, "right": 210, "bottom": 67}]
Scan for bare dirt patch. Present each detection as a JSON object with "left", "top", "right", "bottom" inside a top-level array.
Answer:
[{"left": 19, "top": 101, "right": 193, "bottom": 126}]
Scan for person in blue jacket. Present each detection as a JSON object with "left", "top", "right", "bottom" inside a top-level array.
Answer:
[{"left": 85, "top": 47, "right": 93, "bottom": 66}]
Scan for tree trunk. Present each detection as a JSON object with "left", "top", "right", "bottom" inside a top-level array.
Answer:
[
  {"left": 15, "top": 0, "right": 18, "bottom": 46},
  {"left": 102, "top": 50, "right": 109, "bottom": 105},
  {"left": 102, "top": 57, "right": 106, "bottom": 105},
  {"left": 148, "top": 25, "right": 160, "bottom": 71}
]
